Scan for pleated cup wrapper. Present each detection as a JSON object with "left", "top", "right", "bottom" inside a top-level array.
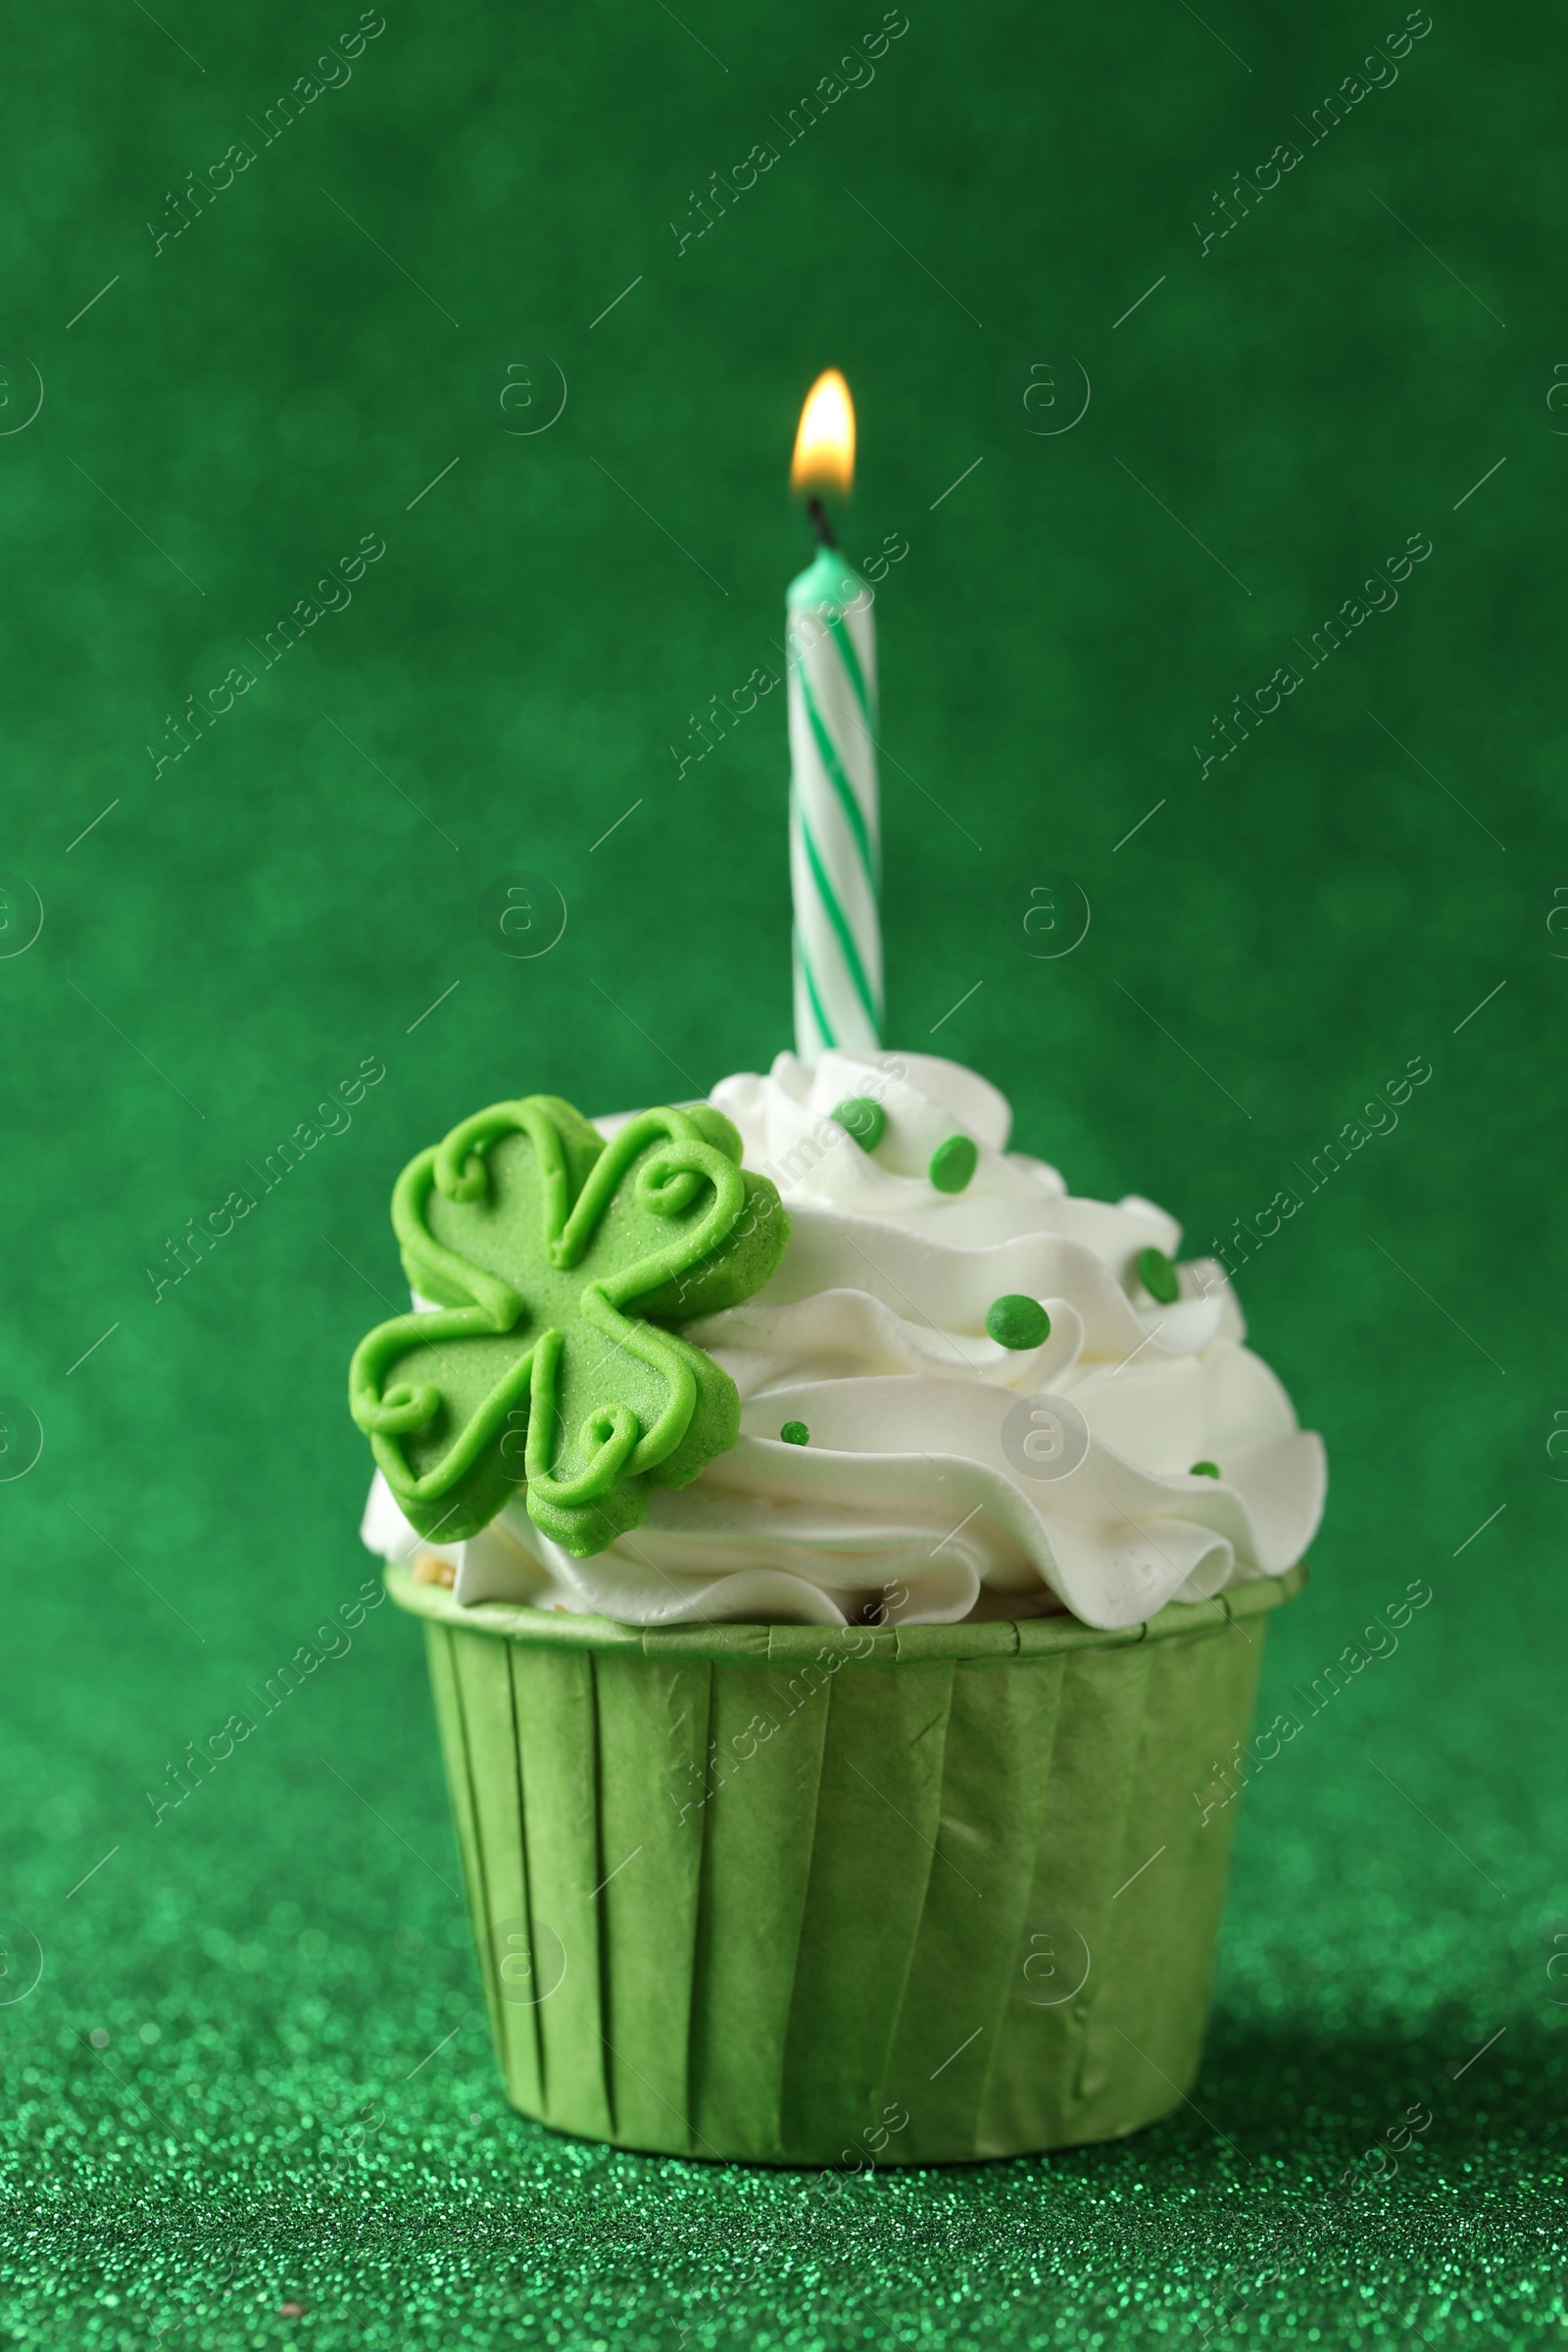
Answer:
[{"left": 388, "top": 1558, "right": 1306, "bottom": 2165}]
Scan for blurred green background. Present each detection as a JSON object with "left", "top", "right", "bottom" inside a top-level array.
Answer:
[{"left": 2, "top": 0, "right": 1564, "bottom": 2342}]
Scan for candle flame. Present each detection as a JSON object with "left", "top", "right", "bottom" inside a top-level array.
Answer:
[{"left": 790, "top": 369, "right": 856, "bottom": 498}]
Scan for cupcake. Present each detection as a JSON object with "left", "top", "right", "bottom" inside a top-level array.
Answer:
[{"left": 354, "top": 1050, "right": 1323, "bottom": 2162}]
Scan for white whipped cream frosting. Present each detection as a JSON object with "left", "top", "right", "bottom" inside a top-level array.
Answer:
[{"left": 363, "top": 1049, "right": 1325, "bottom": 1631}]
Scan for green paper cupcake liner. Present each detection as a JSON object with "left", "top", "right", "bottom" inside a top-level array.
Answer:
[{"left": 388, "top": 1559, "right": 1306, "bottom": 2166}]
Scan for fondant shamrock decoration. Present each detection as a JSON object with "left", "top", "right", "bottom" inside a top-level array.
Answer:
[{"left": 349, "top": 1095, "right": 789, "bottom": 1557}]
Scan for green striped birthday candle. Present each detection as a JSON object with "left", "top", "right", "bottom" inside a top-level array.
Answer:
[{"left": 787, "top": 545, "right": 883, "bottom": 1056}]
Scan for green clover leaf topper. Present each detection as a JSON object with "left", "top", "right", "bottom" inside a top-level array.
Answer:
[{"left": 349, "top": 1095, "right": 790, "bottom": 1558}]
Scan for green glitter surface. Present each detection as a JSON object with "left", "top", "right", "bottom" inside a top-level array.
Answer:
[
  {"left": 3, "top": 0, "right": 1567, "bottom": 2342},
  {"left": 5, "top": 1586, "right": 1565, "bottom": 2351}
]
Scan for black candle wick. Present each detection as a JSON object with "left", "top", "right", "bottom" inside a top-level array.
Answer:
[{"left": 807, "top": 495, "right": 838, "bottom": 549}]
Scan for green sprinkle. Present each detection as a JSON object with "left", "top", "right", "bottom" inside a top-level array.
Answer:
[
  {"left": 929, "top": 1135, "right": 978, "bottom": 1194},
  {"left": 780, "top": 1420, "right": 809, "bottom": 1446},
  {"left": 985, "top": 1295, "right": 1052, "bottom": 1350},
  {"left": 1190, "top": 1460, "right": 1220, "bottom": 1479},
  {"left": 1137, "top": 1246, "right": 1180, "bottom": 1305},
  {"left": 831, "top": 1096, "right": 887, "bottom": 1152}
]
